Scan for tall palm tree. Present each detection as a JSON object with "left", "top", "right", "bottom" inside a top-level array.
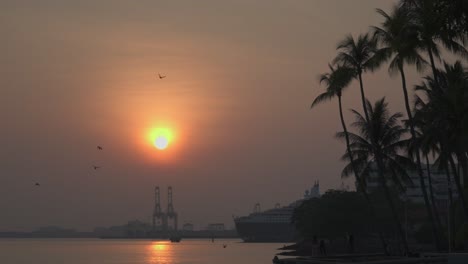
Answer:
[
  {"left": 312, "top": 65, "right": 357, "bottom": 185},
  {"left": 312, "top": 64, "right": 390, "bottom": 250},
  {"left": 334, "top": 34, "right": 379, "bottom": 123},
  {"left": 409, "top": 116, "right": 446, "bottom": 243},
  {"left": 413, "top": 96, "right": 457, "bottom": 248},
  {"left": 372, "top": 5, "right": 444, "bottom": 249},
  {"left": 414, "top": 61, "right": 468, "bottom": 219},
  {"left": 409, "top": 122, "right": 440, "bottom": 214},
  {"left": 339, "top": 98, "right": 412, "bottom": 254},
  {"left": 400, "top": 0, "right": 468, "bottom": 85}
]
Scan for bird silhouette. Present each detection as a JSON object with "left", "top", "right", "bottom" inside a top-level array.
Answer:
[
  {"left": 93, "top": 166, "right": 101, "bottom": 170},
  {"left": 158, "top": 73, "right": 166, "bottom": 79},
  {"left": 97, "top": 146, "right": 103, "bottom": 150},
  {"left": 35, "top": 183, "right": 40, "bottom": 186}
]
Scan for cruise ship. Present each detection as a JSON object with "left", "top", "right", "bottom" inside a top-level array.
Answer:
[{"left": 233, "top": 182, "right": 320, "bottom": 242}]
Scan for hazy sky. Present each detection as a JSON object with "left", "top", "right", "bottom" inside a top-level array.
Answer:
[{"left": 1, "top": 0, "right": 435, "bottom": 231}]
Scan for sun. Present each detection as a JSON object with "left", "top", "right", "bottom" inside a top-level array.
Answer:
[
  {"left": 148, "top": 127, "right": 173, "bottom": 151},
  {"left": 154, "top": 136, "right": 169, "bottom": 150}
]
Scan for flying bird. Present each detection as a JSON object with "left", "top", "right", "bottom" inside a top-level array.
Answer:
[
  {"left": 97, "top": 146, "right": 103, "bottom": 150},
  {"left": 158, "top": 73, "right": 166, "bottom": 79},
  {"left": 35, "top": 183, "right": 40, "bottom": 186},
  {"left": 93, "top": 166, "right": 101, "bottom": 170}
]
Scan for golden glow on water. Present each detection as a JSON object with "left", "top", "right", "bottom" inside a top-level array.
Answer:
[
  {"left": 148, "top": 241, "right": 172, "bottom": 264},
  {"left": 152, "top": 243, "right": 167, "bottom": 251}
]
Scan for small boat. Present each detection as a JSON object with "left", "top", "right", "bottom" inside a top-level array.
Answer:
[{"left": 170, "top": 236, "right": 182, "bottom": 243}]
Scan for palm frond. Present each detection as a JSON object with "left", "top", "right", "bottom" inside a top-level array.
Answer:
[{"left": 311, "top": 92, "right": 334, "bottom": 109}]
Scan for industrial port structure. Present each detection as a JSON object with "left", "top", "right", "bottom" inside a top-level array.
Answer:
[{"left": 152, "top": 186, "right": 178, "bottom": 232}]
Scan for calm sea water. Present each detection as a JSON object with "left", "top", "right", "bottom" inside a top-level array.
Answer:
[{"left": 0, "top": 238, "right": 283, "bottom": 264}]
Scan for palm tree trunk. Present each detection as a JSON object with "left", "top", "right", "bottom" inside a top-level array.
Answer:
[
  {"left": 425, "top": 155, "right": 444, "bottom": 236},
  {"left": 426, "top": 155, "right": 437, "bottom": 211},
  {"left": 456, "top": 152, "right": 468, "bottom": 219},
  {"left": 398, "top": 64, "right": 442, "bottom": 251},
  {"left": 338, "top": 95, "right": 359, "bottom": 188},
  {"left": 448, "top": 155, "right": 468, "bottom": 219},
  {"left": 376, "top": 156, "right": 409, "bottom": 254},
  {"left": 445, "top": 161, "right": 455, "bottom": 250},
  {"left": 357, "top": 72, "right": 370, "bottom": 123},
  {"left": 338, "top": 95, "right": 388, "bottom": 253},
  {"left": 459, "top": 152, "right": 468, "bottom": 188}
]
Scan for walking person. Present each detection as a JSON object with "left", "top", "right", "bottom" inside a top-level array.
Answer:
[{"left": 319, "top": 239, "right": 327, "bottom": 256}]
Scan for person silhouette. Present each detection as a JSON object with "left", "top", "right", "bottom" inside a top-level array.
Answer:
[{"left": 319, "top": 240, "right": 327, "bottom": 256}]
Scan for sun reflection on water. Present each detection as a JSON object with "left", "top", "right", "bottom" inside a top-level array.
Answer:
[{"left": 148, "top": 241, "right": 173, "bottom": 264}]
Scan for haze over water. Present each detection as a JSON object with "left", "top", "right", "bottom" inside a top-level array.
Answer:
[{"left": 0, "top": 239, "right": 280, "bottom": 264}]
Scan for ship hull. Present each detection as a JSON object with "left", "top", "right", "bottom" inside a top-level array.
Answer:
[{"left": 234, "top": 221, "right": 296, "bottom": 242}]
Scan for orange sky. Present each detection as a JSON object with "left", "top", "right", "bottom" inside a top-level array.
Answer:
[{"left": 2, "top": 0, "right": 438, "bottom": 231}]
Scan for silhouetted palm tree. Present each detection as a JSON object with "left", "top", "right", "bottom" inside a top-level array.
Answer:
[
  {"left": 414, "top": 61, "right": 468, "bottom": 219},
  {"left": 408, "top": 122, "right": 439, "bottom": 208},
  {"left": 339, "top": 98, "right": 412, "bottom": 254},
  {"left": 312, "top": 64, "right": 364, "bottom": 190},
  {"left": 372, "top": 5, "right": 445, "bottom": 249},
  {"left": 334, "top": 34, "right": 378, "bottom": 123},
  {"left": 312, "top": 65, "right": 356, "bottom": 180},
  {"left": 400, "top": 0, "right": 468, "bottom": 84},
  {"left": 408, "top": 115, "right": 447, "bottom": 243},
  {"left": 312, "top": 65, "right": 390, "bottom": 251},
  {"left": 412, "top": 106, "right": 456, "bottom": 248}
]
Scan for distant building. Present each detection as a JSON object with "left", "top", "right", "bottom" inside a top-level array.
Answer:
[
  {"left": 92, "top": 221, "right": 152, "bottom": 238},
  {"left": 207, "top": 223, "right": 225, "bottom": 231},
  {"left": 363, "top": 162, "right": 458, "bottom": 212},
  {"left": 182, "top": 223, "right": 194, "bottom": 231},
  {"left": 304, "top": 181, "right": 320, "bottom": 199},
  {"left": 125, "top": 220, "right": 152, "bottom": 237}
]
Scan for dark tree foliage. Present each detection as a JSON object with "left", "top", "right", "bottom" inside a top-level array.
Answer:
[
  {"left": 292, "top": 189, "right": 412, "bottom": 240},
  {"left": 402, "top": 0, "right": 468, "bottom": 37},
  {"left": 441, "top": 0, "right": 468, "bottom": 35},
  {"left": 292, "top": 190, "right": 373, "bottom": 239}
]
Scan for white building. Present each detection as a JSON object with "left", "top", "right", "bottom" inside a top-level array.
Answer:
[
  {"left": 364, "top": 162, "right": 458, "bottom": 212},
  {"left": 304, "top": 181, "right": 320, "bottom": 199}
]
